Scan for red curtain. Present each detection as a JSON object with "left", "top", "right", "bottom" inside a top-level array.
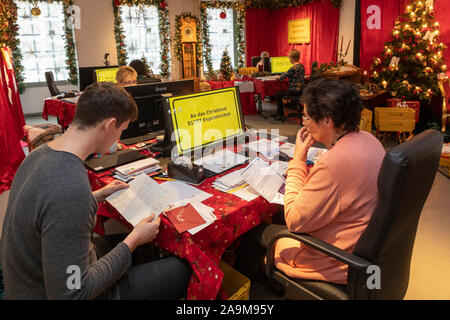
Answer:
[
  {"left": 360, "top": 0, "right": 449, "bottom": 74},
  {"left": 245, "top": 1, "right": 340, "bottom": 75},
  {"left": 0, "top": 46, "right": 25, "bottom": 193}
]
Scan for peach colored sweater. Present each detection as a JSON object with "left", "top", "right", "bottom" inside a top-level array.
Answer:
[{"left": 275, "top": 131, "right": 385, "bottom": 284}]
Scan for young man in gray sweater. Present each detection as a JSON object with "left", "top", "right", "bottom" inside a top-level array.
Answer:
[{"left": 1, "top": 82, "right": 191, "bottom": 299}]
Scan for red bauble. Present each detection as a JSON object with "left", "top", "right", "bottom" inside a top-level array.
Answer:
[
  {"left": 220, "top": 11, "right": 227, "bottom": 19},
  {"left": 159, "top": 1, "right": 167, "bottom": 9}
]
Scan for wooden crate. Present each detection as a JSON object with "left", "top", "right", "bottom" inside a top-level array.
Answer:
[{"left": 374, "top": 107, "right": 416, "bottom": 132}]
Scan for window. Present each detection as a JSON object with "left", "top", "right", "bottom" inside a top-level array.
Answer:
[
  {"left": 120, "top": 4, "right": 161, "bottom": 74},
  {"left": 206, "top": 8, "right": 235, "bottom": 70},
  {"left": 16, "top": 0, "right": 73, "bottom": 83}
]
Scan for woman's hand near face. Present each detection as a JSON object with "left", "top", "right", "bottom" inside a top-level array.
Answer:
[{"left": 294, "top": 127, "right": 314, "bottom": 162}]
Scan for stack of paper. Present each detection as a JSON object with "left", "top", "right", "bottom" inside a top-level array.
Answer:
[
  {"left": 245, "top": 139, "right": 280, "bottom": 160},
  {"left": 193, "top": 149, "right": 248, "bottom": 174},
  {"left": 307, "top": 147, "right": 327, "bottom": 164},
  {"left": 212, "top": 168, "right": 247, "bottom": 193},
  {"left": 279, "top": 142, "right": 295, "bottom": 159},
  {"left": 165, "top": 200, "right": 216, "bottom": 235},
  {"left": 240, "top": 157, "right": 285, "bottom": 205},
  {"left": 113, "top": 157, "right": 161, "bottom": 182}
]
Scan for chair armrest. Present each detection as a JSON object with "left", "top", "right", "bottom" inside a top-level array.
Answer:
[{"left": 265, "top": 230, "right": 372, "bottom": 279}]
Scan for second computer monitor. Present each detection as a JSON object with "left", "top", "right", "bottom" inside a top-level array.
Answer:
[
  {"left": 120, "top": 79, "right": 195, "bottom": 140},
  {"left": 270, "top": 57, "right": 293, "bottom": 74}
]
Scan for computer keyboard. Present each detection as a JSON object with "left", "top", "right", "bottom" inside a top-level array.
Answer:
[{"left": 120, "top": 130, "right": 165, "bottom": 146}]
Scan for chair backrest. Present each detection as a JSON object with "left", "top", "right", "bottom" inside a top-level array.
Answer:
[
  {"left": 45, "top": 71, "right": 61, "bottom": 96},
  {"left": 251, "top": 56, "right": 261, "bottom": 67},
  {"left": 348, "top": 129, "right": 443, "bottom": 300}
]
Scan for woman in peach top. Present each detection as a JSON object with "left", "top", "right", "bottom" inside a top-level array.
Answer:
[{"left": 234, "top": 78, "right": 385, "bottom": 290}]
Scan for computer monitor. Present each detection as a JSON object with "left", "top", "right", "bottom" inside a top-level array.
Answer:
[
  {"left": 270, "top": 57, "right": 293, "bottom": 74},
  {"left": 79, "top": 65, "right": 119, "bottom": 91},
  {"left": 120, "top": 79, "right": 195, "bottom": 140},
  {"left": 162, "top": 86, "right": 245, "bottom": 158},
  {"left": 93, "top": 67, "right": 119, "bottom": 83}
]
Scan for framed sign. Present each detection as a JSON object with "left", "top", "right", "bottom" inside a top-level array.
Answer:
[{"left": 288, "top": 18, "right": 311, "bottom": 44}]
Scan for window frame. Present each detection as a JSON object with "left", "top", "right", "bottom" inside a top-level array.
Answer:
[{"left": 15, "top": 0, "right": 77, "bottom": 86}]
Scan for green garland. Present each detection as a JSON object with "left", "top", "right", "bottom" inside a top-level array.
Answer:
[
  {"left": 200, "top": 1, "right": 246, "bottom": 73},
  {"left": 112, "top": 0, "right": 170, "bottom": 78},
  {"left": 0, "top": 0, "right": 25, "bottom": 93},
  {"left": 245, "top": 0, "right": 341, "bottom": 9},
  {"left": 173, "top": 12, "right": 202, "bottom": 66},
  {"left": 63, "top": 1, "right": 78, "bottom": 85}
]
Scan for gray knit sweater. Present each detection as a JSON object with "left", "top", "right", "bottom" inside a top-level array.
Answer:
[{"left": 1, "top": 144, "right": 131, "bottom": 299}]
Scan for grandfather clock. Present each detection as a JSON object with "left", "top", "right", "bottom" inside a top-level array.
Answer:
[{"left": 180, "top": 18, "right": 198, "bottom": 78}]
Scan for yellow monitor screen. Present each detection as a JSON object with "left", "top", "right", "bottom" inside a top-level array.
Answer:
[
  {"left": 270, "top": 57, "right": 293, "bottom": 74},
  {"left": 94, "top": 68, "right": 119, "bottom": 83},
  {"left": 164, "top": 87, "right": 245, "bottom": 157}
]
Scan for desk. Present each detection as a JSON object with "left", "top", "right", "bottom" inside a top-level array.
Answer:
[
  {"left": 207, "top": 81, "right": 258, "bottom": 115},
  {"left": 320, "top": 65, "right": 361, "bottom": 84},
  {"left": 244, "top": 76, "right": 289, "bottom": 118},
  {"left": 88, "top": 155, "right": 279, "bottom": 300},
  {"left": 42, "top": 98, "right": 76, "bottom": 129}
]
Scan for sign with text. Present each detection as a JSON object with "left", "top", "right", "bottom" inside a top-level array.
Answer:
[{"left": 288, "top": 18, "right": 311, "bottom": 44}]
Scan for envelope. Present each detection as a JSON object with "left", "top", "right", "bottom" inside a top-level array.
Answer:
[{"left": 165, "top": 203, "right": 206, "bottom": 234}]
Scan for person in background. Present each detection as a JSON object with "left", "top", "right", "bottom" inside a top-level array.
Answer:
[
  {"left": 273, "top": 49, "right": 305, "bottom": 121},
  {"left": 116, "top": 66, "right": 137, "bottom": 87},
  {"left": 129, "top": 59, "right": 147, "bottom": 79},
  {"left": 234, "top": 78, "right": 385, "bottom": 295},
  {"left": 1, "top": 82, "right": 191, "bottom": 299},
  {"left": 257, "top": 51, "right": 270, "bottom": 72}
]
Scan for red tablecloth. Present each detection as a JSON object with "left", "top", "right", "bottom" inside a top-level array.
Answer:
[
  {"left": 87, "top": 162, "right": 279, "bottom": 300},
  {"left": 42, "top": 98, "right": 76, "bottom": 129},
  {"left": 246, "top": 76, "right": 289, "bottom": 97},
  {"left": 207, "top": 81, "right": 258, "bottom": 115}
]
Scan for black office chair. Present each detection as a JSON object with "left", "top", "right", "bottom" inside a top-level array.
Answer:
[
  {"left": 281, "top": 93, "right": 303, "bottom": 123},
  {"left": 265, "top": 129, "right": 443, "bottom": 300},
  {"left": 45, "top": 71, "right": 61, "bottom": 97}
]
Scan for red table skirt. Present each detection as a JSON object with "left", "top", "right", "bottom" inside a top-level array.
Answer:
[
  {"left": 207, "top": 81, "right": 257, "bottom": 115},
  {"left": 42, "top": 99, "right": 76, "bottom": 129},
  {"left": 88, "top": 164, "right": 279, "bottom": 300}
]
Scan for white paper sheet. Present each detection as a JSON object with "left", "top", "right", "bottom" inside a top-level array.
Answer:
[{"left": 106, "top": 173, "right": 173, "bottom": 226}]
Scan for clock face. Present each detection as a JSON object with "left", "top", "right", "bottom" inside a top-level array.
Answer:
[{"left": 184, "top": 27, "right": 193, "bottom": 38}]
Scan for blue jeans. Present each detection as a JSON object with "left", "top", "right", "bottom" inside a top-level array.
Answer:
[{"left": 94, "top": 233, "right": 191, "bottom": 300}]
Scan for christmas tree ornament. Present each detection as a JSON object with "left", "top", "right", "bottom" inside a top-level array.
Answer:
[
  {"left": 31, "top": 0, "right": 41, "bottom": 17},
  {"left": 220, "top": 11, "right": 227, "bottom": 19}
]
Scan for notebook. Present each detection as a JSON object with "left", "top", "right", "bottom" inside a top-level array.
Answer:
[{"left": 84, "top": 149, "right": 146, "bottom": 172}]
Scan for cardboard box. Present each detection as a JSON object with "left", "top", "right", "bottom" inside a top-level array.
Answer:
[{"left": 360, "top": 108, "right": 373, "bottom": 133}]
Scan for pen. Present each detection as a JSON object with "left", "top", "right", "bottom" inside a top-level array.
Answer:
[
  {"left": 227, "top": 183, "right": 249, "bottom": 194},
  {"left": 153, "top": 177, "right": 176, "bottom": 181}
]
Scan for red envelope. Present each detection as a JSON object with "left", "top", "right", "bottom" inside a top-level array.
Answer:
[{"left": 165, "top": 203, "right": 206, "bottom": 234}]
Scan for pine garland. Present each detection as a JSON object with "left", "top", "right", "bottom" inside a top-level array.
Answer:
[
  {"left": 112, "top": 0, "right": 170, "bottom": 78},
  {"left": 63, "top": 1, "right": 78, "bottom": 85},
  {"left": 0, "top": 0, "right": 25, "bottom": 93},
  {"left": 173, "top": 12, "right": 202, "bottom": 65},
  {"left": 200, "top": 1, "right": 247, "bottom": 73},
  {"left": 245, "top": 0, "right": 341, "bottom": 9}
]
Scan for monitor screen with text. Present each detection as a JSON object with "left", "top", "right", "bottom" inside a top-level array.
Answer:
[
  {"left": 163, "top": 87, "right": 245, "bottom": 157},
  {"left": 270, "top": 57, "right": 293, "bottom": 74},
  {"left": 94, "top": 67, "right": 119, "bottom": 83}
]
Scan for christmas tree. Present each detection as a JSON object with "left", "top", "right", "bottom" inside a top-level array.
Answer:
[
  {"left": 140, "top": 56, "right": 154, "bottom": 78},
  {"left": 219, "top": 48, "right": 233, "bottom": 81},
  {"left": 370, "top": 0, "right": 447, "bottom": 102}
]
